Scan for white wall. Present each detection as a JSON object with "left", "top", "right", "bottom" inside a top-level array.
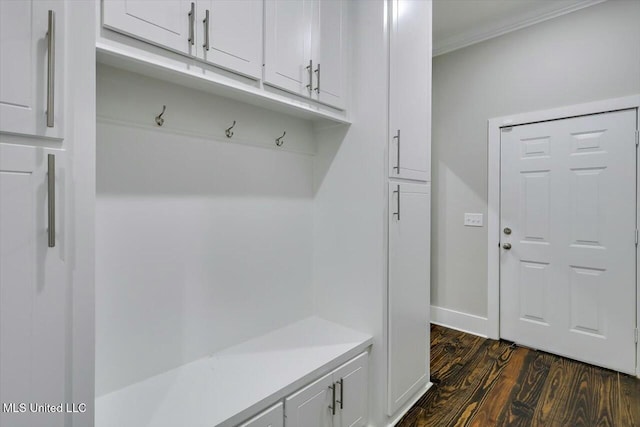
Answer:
[
  {"left": 432, "top": 0, "right": 640, "bottom": 323},
  {"left": 313, "top": 1, "right": 389, "bottom": 425},
  {"left": 95, "top": 66, "right": 316, "bottom": 396}
]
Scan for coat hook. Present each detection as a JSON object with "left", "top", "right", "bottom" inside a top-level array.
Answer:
[
  {"left": 155, "top": 105, "right": 166, "bottom": 126},
  {"left": 275, "top": 131, "right": 286, "bottom": 147},
  {"left": 225, "top": 120, "right": 236, "bottom": 138}
]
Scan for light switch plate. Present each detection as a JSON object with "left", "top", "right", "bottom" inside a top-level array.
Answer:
[{"left": 464, "top": 213, "right": 483, "bottom": 227}]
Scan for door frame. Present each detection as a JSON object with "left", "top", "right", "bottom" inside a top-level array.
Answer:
[{"left": 486, "top": 94, "right": 640, "bottom": 377}]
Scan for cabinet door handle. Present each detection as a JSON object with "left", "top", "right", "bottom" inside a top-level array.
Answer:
[
  {"left": 314, "top": 63, "right": 320, "bottom": 94},
  {"left": 393, "top": 129, "right": 400, "bottom": 173},
  {"left": 47, "top": 154, "right": 55, "bottom": 248},
  {"left": 328, "top": 383, "right": 336, "bottom": 415},
  {"left": 393, "top": 185, "right": 400, "bottom": 221},
  {"left": 202, "top": 9, "right": 210, "bottom": 50},
  {"left": 188, "top": 2, "right": 195, "bottom": 46},
  {"left": 306, "top": 60, "right": 313, "bottom": 94},
  {"left": 336, "top": 378, "right": 344, "bottom": 409},
  {"left": 46, "top": 10, "right": 55, "bottom": 128}
]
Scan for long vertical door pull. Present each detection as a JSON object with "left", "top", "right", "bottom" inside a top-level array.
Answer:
[
  {"left": 188, "top": 2, "right": 195, "bottom": 45},
  {"left": 202, "top": 9, "right": 210, "bottom": 50},
  {"left": 314, "top": 63, "right": 321, "bottom": 93},
  {"left": 306, "top": 60, "right": 313, "bottom": 94},
  {"left": 46, "top": 10, "right": 55, "bottom": 128},
  {"left": 328, "top": 383, "right": 336, "bottom": 415},
  {"left": 393, "top": 130, "right": 400, "bottom": 173},
  {"left": 393, "top": 185, "right": 400, "bottom": 220},
  {"left": 47, "top": 154, "right": 55, "bottom": 247}
]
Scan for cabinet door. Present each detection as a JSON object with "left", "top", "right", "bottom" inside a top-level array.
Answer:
[
  {"left": 239, "top": 402, "right": 284, "bottom": 427},
  {"left": 0, "top": 0, "right": 64, "bottom": 139},
  {"left": 388, "top": 0, "right": 431, "bottom": 181},
  {"left": 197, "top": 0, "right": 263, "bottom": 79},
  {"left": 387, "top": 182, "right": 430, "bottom": 415},
  {"left": 103, "top": 0, "right": 194, "bottom": 56},
  {"left": 333, "top": 352, "right": 368, "bottom": 427},
  {"left": 285, "top": 371, "right": 333, "bottom": 427},
  {"left": 264, "top": 0, "right": 313, "bottom": 96},
  {"left": 0, "top": 143, "right": 67, "bottom": 427},
  {"left": 310, "top": 0, "right": 346, "bottom": 110}
]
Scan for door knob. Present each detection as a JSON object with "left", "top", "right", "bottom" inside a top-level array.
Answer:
[
  {"left": 502, "top": 243, "right": 512, "bottom": 250},
  {"left": 503, "top": 227, "right": 512, "bottom": 235}
]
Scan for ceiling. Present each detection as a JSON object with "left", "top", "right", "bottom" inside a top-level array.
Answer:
[{"left": 432, "top": 0, "right": 607, "bottom": 56}]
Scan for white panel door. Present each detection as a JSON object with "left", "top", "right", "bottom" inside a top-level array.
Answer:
[
  {"left": 285, "top": 371, "right": 333, "bottom": 427},
  {"left": 312, "top": 0, "right": 346, "bottom": 110},
  {"left": 264, "top": 0, "right": 313, "bottom": 96},
  {"left": 239, "top": 402, "right": 283, "bottom": 427},
  {"left": 0, "top": 0, "right": 64, "bottom": 138},
  {"left": 500, "top": 109, "right": 637, "bottom": 374},
  {"left": 0, "top": 143, "right": 67, "bottom": 427},
  {"left": 388, "top": 0, "right": 431, "bottom": 181},
  {"left": 333, "top": 352, "right": 368, "bottom": 427},
  {"left": 388, "top": 182, "right": 430, "bottom": 414},
  {"left": 198, "top": 0, "right": 263, "bottom": 79},
  {"left": 103, "top": 0, "right": 194, "bottom": 56}
]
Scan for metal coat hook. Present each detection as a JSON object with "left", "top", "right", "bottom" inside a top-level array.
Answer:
[
  {"left": 275, "top": 131, "right": 286, "bottom": 147},
  {"left": 225, "top": 120, "right": 236, "bottom": 138},
  {"left": 155, "top": 105, "right": 166, "bottom": 126}
]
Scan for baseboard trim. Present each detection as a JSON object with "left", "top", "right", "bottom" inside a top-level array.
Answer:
[
  {"left": 431, "top": 305, "right": 489, "bottom": 338},
  {"left": 384, "top": 382, "right": 433, "bottom": 427}
]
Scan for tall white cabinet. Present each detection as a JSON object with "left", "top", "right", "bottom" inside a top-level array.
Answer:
[
  {"left": 0, "top": 1, "right": 95, "bottom": 426},
  {"left": 386, "top": 0, "right": 432, "bottom": 416}
]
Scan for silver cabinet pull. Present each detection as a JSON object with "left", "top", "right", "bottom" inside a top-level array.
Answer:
[
  {"left": 46, "top": 10, "right": 55, "bottom": 128},
  {"left": 47, "top": 154, "right": 55, "bottom": 248},
  {"left": 202, "top": 9, "right": 210, "bottom": 50},
  {"left": 314, "top": 63, "right": 320, "bottom": 93},
  {"left": 328, "top": 383, "right": 336, "bottom": 415},
  {"left": 305, "top": 60, "right": 313, "bottom": 94},
  {"left": 393, "top": 185, "right": 400, "bottom": 221},
  {"left": 336, "top": 378, "right": 344, "bottom": 409},
  {"left": 188, "top": 2, "right": 195, "bottom": 45},
  {"left": 393, "top": 129, "right": 400, "bottom": 173}
]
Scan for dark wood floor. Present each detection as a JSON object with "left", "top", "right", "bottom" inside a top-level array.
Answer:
[{"left": 396, "top": 325, "right": 640, "bottom": 427}]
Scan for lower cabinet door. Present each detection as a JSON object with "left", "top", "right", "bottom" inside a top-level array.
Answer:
[
  {"left": 239, "top": 402, "right": 284, "bottom": 427},
  {"left": 387, "top": 182, "right": 430, "bottom": 415},
  {"left": 333, "top": 352, "right": 369, "bottom": 427},
  {"left": 285, "top": 372, "right": 333, "bottom": 427}
]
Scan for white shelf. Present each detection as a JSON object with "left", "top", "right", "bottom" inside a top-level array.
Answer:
[
  {"left": 96, "top": 37, "right": 351, "bottom": 127},
  {"left": 95, "top": 317, "right": 373, "bottom": 427}
]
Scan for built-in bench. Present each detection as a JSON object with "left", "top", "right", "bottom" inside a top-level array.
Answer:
[{"left": 95, "top": 317, "right": 373, "bottom": 427}]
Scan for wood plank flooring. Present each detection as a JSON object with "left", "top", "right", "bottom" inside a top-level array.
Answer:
[{"left": 396, "top": 325, "right": 640, "bottom": 427}]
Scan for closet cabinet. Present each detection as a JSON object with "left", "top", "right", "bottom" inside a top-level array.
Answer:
[
  {"left": 388, "top": 0, "right": 431, "bottom": 181},
  {"left": 0, "top": 144, "right": 67, "bottom": 427},
  {"left": 264, "top": 0, "right": 346, "bottom": 110},
  {"left": 285, "top": 352, "right": 369, "bottom": 427},
  {"left": 0, "top": 0, "right": 64, "bottom": 138},
  {"left": 102, "top": 0, "right": 263, "bottom": 79},
  {"left": 387, "top": 182, "right": 430, "bottom": 414}
]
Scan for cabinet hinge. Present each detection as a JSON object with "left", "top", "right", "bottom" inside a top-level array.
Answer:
[
  {"left": 501, "top": 126, "right": 513, "bottom": 132},
  {"left": 636, "top": 229, "right": 639, "bottom": 246},
  {"left": 636, "top": 130, "right": 639, "bottom": 146},
  {"left": 635, "top": 328, "right": 638, "bottom": 344}
]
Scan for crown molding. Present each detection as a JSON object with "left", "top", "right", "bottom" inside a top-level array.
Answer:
[{"left": 433, "top": 0, "right": 607, "bottom": 57}]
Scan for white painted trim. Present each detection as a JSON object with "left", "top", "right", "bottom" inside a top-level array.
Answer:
[
  {"left": 382, "top": 382, "right": 433, "bottom": 427},
  {"left": 430, "top": 305, "right": 488, "bottom": 338},
  {"left": 636, "top": 106, "right": 640, "bottom": 379},
  {"left": 434, "top": 0, "right": 606, "bottom": 57},
  {"left": 486, "top": 95, "right": 640, "bottom": 375}
]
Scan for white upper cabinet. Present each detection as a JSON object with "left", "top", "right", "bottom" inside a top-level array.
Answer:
[
  {"left": 265, "top": 0, "right": 347, "bottom": 110},
  {"left": 388, "top": 0, "right": 431, "bottom": 181},
  {"left": 264, "top": 0, "right": 313, "bottom": 96},
  {"left": 103, "top": 0, "right": 194, "bottom": 56},
  {"left": 0, "top": 0, "right": 64, "bottom": 138},
  {"left": 312, "top": 0, "right": 347, "bottom": 109},
  {"left": 198, "top": 0, "right": 263, "bottom": 79},
  {"left": 103, "top": 0, "right": 264, "bottom": 79}
]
